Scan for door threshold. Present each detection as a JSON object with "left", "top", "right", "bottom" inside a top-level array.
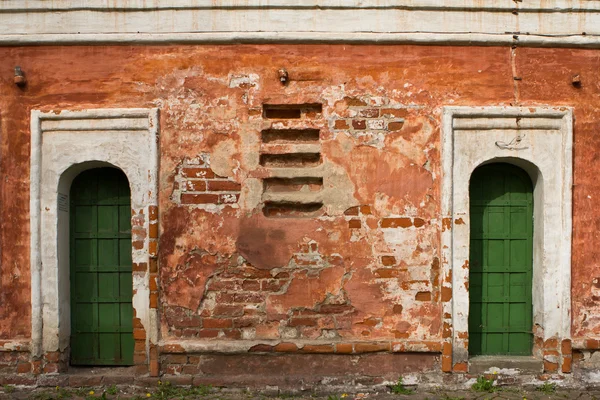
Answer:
[{"left": 469, "top": 355, "right": 543, "bottom": 375}]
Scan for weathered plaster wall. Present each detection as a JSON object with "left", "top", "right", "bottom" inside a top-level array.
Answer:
[{"left": 0, "top": 45, "right": 599, "bottom": 378}]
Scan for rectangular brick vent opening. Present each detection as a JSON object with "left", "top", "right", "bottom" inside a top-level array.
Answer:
[
  {"left": 263, "top": 104, "right": 322, "bottom": 119},
  {"left": 261, "top": 129, "right": 320, "bottom": 143},
  {"left": 263, "top": 177, "right": 323, "bottom": 193},
  {"left": 263, "top": 202, "right": 323, "bottom": 218},
  {"left": 260, "top": 103, "right": 324, "bottom": 218},
  {"left": 259, "top": 153, "right": 321, "bottom": 168}
]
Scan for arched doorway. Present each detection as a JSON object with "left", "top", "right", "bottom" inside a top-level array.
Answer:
[
  {"left": 70, "top": 167, "right": 134, "bottom": 365},
  {"left": 468, "top": 163, "right": 533, "bottom": 356}
]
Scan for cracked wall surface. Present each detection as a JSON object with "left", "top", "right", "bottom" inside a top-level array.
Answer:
[{"left": 0, "top": 44, "right": 599, "bottom": 379}]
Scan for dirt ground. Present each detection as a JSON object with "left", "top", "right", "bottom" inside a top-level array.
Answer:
[{"left": 1, "top": 382, "right": 599, "bottom": 400}]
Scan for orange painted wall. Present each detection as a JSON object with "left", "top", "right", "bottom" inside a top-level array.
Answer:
[{"left": 0, "top": 45, "right": 598, "bottom": 348}]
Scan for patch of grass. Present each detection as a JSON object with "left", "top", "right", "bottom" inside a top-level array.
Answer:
[
  {"left": 471, "top": 376, "right": 498, "bottom": 393},
  {"left": 55, "top": 386, "right": 73, "bottom": 399},
  {"left": 536, "top": 382, "right": 557, "bottom": 394},
  {"left": 34, "top": 392, "right": 62, "bottom": 400},
  {"left": 3, "top": 385, "right": 15, "bottom": 394},
  {"left": 105, "top": 384, "right": 118, "bottom": 395},
  {"left": 390, "top": 377, "right": 415, "bottom": 395},
  {"left": 152, "top": 381, "right": 212, "bottom": 399}
]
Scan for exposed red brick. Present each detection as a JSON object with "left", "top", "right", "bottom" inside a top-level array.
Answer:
[
  {"left": 413, "top": 217, "right": 426, "bottom": 228},
  {"left": 133, "top": 328, "right": 147, "bottom": 340},
  {"left": 374, "top": 268, "right": 402, "bottom": 278},
  {"left": 441, "top": 287, "right": 452, "bottom": 302},
  {"left": 453, "top": 362, "right": 468, "bottom": 373},
  {"left": 415, "top": 291, "right": 432, "bottom": 301},
  {"left": 352, "top": 120, "right": 366, "bottom": 130},
  {"left": 544, "top": 338, "right": 559, "bottom": 349},
  {"left": 181, "top": 167, "right": 215, "bottom": 179},
  {"left": 562, "top": 356, "right": 572, "bottom": 373},
  {"left": 380, "top": 218, "right": 412, "bottom": 228},
  {"left": 544, "top": 360, "right": 559, "bottom": 372},
  {"left": 219, "top": 193, "right": 239, "bottom": 204},
  {"left": 160, "top": 344, "right": 186, "bottom": 353},
  {"left": 149, "top": 258, "right": 158, "bottom": 273},
  {"left": 392, "top": 304, "right": 403, "bottom": 314},
  {"left": 381, "top": 256, "right": 396, "bottom": 266},
  {"left": 274, "top": 342, "right": 299, "bottom": 352},
  {"left": 16, "top": 362, "right": 31, "bottom": 374},
  {"left": 289, "top": 317, "right": 318, "bottom": 327},
  {"left": 301, "top": 344, "right": 335, "bottom": 353},
  {"left": 213, "top": 305, "right": 244, "bottom": 317},
  {"left": 387, "top": 121, "right": 405, "bottom": 131},
  {"left": 334, "top": 119, "right": 349, "bottom": 129},
  {"left": 335, "top": 343, "right": 353, "bottom": 354},
  {"left": 319, "top": 304, "right": 354, "bottom": 314},
  {"left": 180, "top": 193, "right": 219, "bottom": 204},
  {"left": 381, "top": 108, "right": 409, "bottom": 118},
  {"left": 562, "top": 339, "right": 572, "bottom": 355},
  {"left": 132, "top": 262, "right": 148, "bottom": 272},
  {"left": 358, "top": 108, "right": 380, "bottom": 118},
  {"left": 348, "top": 219, "right": 361, "bottom": 229},
  {"left": 241, "top": 280, "right": 261, "bottom": 291},
  {"left": 207, "top": 180, "right": 242, "bottom": 192},
  {"left": 344, "top": 206, "right": 359, "bottom": 216},
  {"left": 359, "top": 205, "right": 372, "bottom": 215},
  {"left": 354, "top": 342, "right": 391, "bottom": 353},
  {"left": 148, "top": 205, "right": 158, "bottom": 221},
  {"left": 249, "top": 344, "right": 274, "bottom": 352},
  {"left": 203, "top": 318, "right": 233, "bottom": 329},
  {"left": 442, "top": 355, "right": 452, "bottom": 372},
  {"left": 198, "top": 329, "right": 220, "bottom": 338},
  {"left": 184, "top": 180, "right": 207, "bottom": 192}
]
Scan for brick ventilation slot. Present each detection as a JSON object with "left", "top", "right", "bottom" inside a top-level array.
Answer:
[
  {"left": 263, "top": 104, "right": 323, "bottom": 119},
  {"left": 261, "top": 129, "right": 320, "bottom": 143},
  {"left": 263, "top": 177, "right": 323, "bottom": 193},
  {"left": 259, "top": 153, "right": 321, "bottom": 168},
  {"left": 263, "top": 202, "right": 323, "bottom": 218},
  {"left": 261, "top": 103, "right": 324, "bottom": 218}
]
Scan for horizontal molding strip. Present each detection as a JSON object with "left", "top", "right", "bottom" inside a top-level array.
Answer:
[
  {"left": 1, "top": 0, "right": 600, "bottom": 12},
  {"left": 1, "top": 32, "right": 600, "bottom": 47}
]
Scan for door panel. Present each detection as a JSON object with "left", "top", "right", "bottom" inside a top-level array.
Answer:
[
  {"left": 468, "top": 163, "right": 533, "bottom": 356},
  {"left": 70, "top": 168, "right": 133, "bottom": 366}
]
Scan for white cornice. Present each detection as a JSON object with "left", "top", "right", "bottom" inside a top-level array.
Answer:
[{"left": 1, "top": 1, "right": 600, "bottom": 46}]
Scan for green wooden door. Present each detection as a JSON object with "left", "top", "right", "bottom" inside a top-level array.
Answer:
[
  {"left": 468, "top": 163, "right": 533, "bottom": 356},
  {"left": 70, "top": 168, "right": 134, "bottom": 366}
]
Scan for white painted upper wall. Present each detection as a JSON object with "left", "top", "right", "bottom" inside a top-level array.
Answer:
[{"left": 1, "top": 0, "right": 600, "bottom": 46}]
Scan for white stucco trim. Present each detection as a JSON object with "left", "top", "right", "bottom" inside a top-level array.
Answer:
[
  {"left": 1, "top": 0, "right": 600, "bottom": 46},
  {"left": 2, "top": 32, "right": 600, "bottom": 48},
  {"left": 441, "top": 106, "right": 572, "bottom": 366},
  {"left": 30, "top": 108, "right": 159, "bottom": 359}
]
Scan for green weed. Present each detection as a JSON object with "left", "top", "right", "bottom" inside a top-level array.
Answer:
[
  {"left": 471, "top": 376, "right": 497, "bottom": 393},
  {"left": 390, "top": 377, "right": 414, "bottom": 395},
  {"left": 536, "top": 382, "right": 557, "bottom": 394}
]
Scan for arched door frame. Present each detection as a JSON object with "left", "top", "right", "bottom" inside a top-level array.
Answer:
[
  {"left": 30, "top": 108, "right": 159, "bottom": 373},
  {"left": 441, "top": 106, "right": 573, "bottom": 372}
]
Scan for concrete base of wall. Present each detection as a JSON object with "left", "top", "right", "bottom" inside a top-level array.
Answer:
[{"left": 469, "top": 356, "right": 543, "bottom": 375}]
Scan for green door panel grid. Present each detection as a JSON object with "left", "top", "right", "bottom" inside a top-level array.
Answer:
[
  {"left": 469, "top": 163, "right": 534, "bottom": 356},
  {"left": 70, "top": 168, "right": 134, "bottom": 366}
]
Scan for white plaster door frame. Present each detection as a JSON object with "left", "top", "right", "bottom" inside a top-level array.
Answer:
[
  {"left": 30, "top": 108, "right": 159, "bottom": 364},
  {"left": 441, "top": 106, "right": 573, "bottom": 367}
]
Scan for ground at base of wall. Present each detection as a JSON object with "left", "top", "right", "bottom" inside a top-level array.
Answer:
[{"left": 1, "top": 384, "right": 599, "bottom": 400}]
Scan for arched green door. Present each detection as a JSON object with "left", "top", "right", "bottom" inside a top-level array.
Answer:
[
  {"left": 70, "top": 168, "right": 134, "bottom": 365},
  {"left": 468, "top": 163, "right": 533, "bottom": 356}
]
